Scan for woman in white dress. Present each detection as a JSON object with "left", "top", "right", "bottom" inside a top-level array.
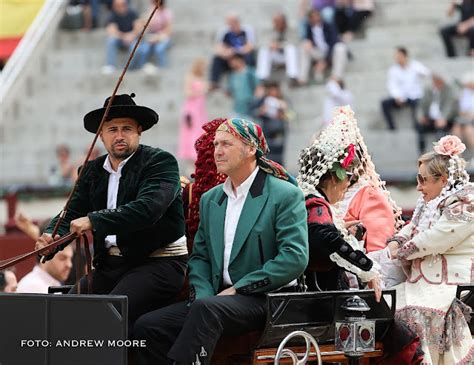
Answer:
[{"left": 388, "top": 135, "right": 473, "bottom": 365}]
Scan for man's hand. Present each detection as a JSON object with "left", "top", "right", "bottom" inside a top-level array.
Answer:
[
  {"left": 419, "top": 116, "right": 428, "bottom": 125},
  {"left": 395, "top": 98, "right": 405, "bottom": 106},
  {"left": 367, "top": 277, "right": 382, "bottom": 303},
  {"left": 302, "top": 40, "right": 313, "bottom": 52},
  {"left": 217, "top": 286, "right": 236, "bottom": 296},
  {"left": 122, "top": 33, "right": 135, "bottom": 45},
  {"left": 35, "top": 233, "right": 59, "bottom": 255},
  {"left": 435, "top": 118, "right": 447, "bottom": 129},
  {"left": 70, "top": 217, "right": 92, "bottom": 235}
]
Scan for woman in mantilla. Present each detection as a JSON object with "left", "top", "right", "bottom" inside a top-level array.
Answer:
[
  {"left": 389, "top": 135, "right": 473, "bottom": 365},
  {"left": 297, "top": 106, "right": 382, "bottom": 296}
]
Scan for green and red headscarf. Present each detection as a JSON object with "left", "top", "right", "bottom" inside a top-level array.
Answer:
[{"left": 216, "top": 118, "right": 297, "bottom": 185}]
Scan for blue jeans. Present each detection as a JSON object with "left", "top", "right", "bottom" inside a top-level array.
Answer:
[
  {"left": 142, "top": 38, "right": 171, "bottom": 67},
  {"left": 105, "top": 37, "right": 148, "bottom": 69}
]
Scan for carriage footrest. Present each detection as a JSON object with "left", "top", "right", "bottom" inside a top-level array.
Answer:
[{"left": 253, "top": 342, "right": 384, "bottom": 364}]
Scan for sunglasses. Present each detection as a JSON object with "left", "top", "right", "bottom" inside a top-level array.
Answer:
[{"left": 416, "top": 173, "right": 439, "bottom": 185}]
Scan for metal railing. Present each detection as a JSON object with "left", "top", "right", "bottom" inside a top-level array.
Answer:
[{"left": 274, "top": 331, "right": 322, "bottom": 365}]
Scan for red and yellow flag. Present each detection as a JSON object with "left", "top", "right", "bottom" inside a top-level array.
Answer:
[{"left": 0, "top": 0, "right": 45, "bottom": 60}]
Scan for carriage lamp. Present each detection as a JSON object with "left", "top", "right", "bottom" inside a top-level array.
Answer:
[{"left": 335, "top": 295, "right": 375, "bottom": 365}]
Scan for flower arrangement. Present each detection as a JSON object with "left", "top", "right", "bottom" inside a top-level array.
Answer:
[{"left": 330, "top": 144, "right": 356, "bottom": 180}]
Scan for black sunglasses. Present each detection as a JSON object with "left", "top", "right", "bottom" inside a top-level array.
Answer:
[{"left": 416, "top": 173, "right": 439, "bottom": 185}]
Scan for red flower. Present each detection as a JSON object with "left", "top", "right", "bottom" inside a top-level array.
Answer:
[{"left": 341, "top": 144, "right": 355, "bottom": 168}]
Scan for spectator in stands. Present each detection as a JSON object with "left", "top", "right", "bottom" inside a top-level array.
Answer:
[
  {"left": 17, "top": 245, "right": 73, "bottom": 294},
  {"left": 298, "top": 9, "right": 349, "bottom": 85},
  {"left": 322, "top": 76, "right": 353, "bottom": 125},
  {"left": 71, "top": 146, "right": 102, "bottom": 182},
  {"left": 101, "top": 0, "right": 145, "bottom": 74},
  {"left": 49, "top": 144, "right": 75, "bottom": 186},
  {"left": 297, "top": 106, "right": 382, "bottom": 295},
  {"left": 210, "top": 12, "right": 256, "bottom": 89},
  {"left": 14, "top": 214, "right": 87, "bottom": 288},
  {"left": 381, "top": 47, "right": 430, "bottom": 131},
  {"left": 140, "top": 0, "right": 173, "bottom": 75},
  {"left": 312, "top": 0, "right": 336, "bottom": 23},
  {"left": 388, "top": 136, "right": 473, "bottom": 365},
  {"left": 0, "top": 270, "right": 18, "bottom": 293},
  {"left": 178, "top": 58, "right": 209, "bottom": 173},
  {"left": 256, "top": 12, "right": 299, "bottom": 86},
  {"left": 14, "top": 212, "right": 41, "bottom": 241},
  {"left": 416, "top": 74, "right": 458, "bottom": 154},
  {"left": 70, "top": 0, "right": 113, "bottom": 30},
  {"left": 453, "top": 72, "right": 474, "bottom": 152},
  {"left": 254, "top": 82, "right": 290, "bottom": 164},
  {"left": 34, "top": 93, "right": 187, "bottom": 336},
  {"left": 227, "top": 53, "right": 258, "bottom": 118},
  {"left": 440, "top": 0, "right": 474, "bottom": 58},
  {"left": 134, "top": 118, "right": 308, "bottom": 365},
  {"left": 334, "top": 0, "right": 375, "bottom": 42}
]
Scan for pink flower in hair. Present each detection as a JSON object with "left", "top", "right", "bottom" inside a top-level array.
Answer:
[
  {"left": 341, "top": 144, "right": 355, "bottom": 168},
  {"left": 433, "top": 135, "right": 466, "bottom": 156}
]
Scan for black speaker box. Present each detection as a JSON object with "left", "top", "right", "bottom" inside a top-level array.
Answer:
[{"left": 0, "top": 293, "right": 128, "bottom": 365}]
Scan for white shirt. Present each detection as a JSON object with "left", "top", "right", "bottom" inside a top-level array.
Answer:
[
  {"left": 428, "top": 88, "right": 442, "bottom": 120},
  {"left": 16, "top": 266, "right": 61, "bottom": 293},
  {"left": 323, "top": 79, "right": 353, "bottom": 124},
  {"left": 222, "top": 166, "right": 260, "bottom": 286},
  {"left": 387, "top": 60, "right": 430, "bottom": 100},
  {"left": 102, "top": 153, "right": 135, "bottom": 249},
  {"left": 459, "top": 88, "right": 474, "bottom": 114},
  {"left": 311, "top": 24, "right": 329, "bottom": 56}
]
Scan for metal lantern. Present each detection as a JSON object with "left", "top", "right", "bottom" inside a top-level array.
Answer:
[{"left": 335, "top": 295, "right": 375, "bottom": 365}]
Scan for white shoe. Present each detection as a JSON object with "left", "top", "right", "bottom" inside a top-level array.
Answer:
[
  {"left": 101, "top": 65, "right": 116, "bottom": 75},
  {"left": 142, "top": 62, "right": 159, "bottom": 76}
]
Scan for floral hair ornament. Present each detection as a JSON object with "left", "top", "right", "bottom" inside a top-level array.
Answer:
[
  {"left": 298, "top": 105, "right": 404, "bottom": 229},
  {"left": 433, "top": 135, "right": 466, "bottom": 157},
  {"left": 330, "top": 143, "right": 356, "bottom": 180},
  {"left": 432, "top": 135, "right": 469, "bottom": 188}
]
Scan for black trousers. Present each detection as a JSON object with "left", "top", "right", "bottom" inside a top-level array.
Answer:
[
  {"left": 69, "top": 255, "right": 187, "bottom": 337},
  {"left": 416, "top": 117, "right": 453, "bottom": 153},
  {"left": 133, "top": 294, "right": 267, "bottom": 365},
  {"left": 381, "top": 97, "right": 419, "bottom": 130},
  {"left": 440, "top": 24, "right": 474, "bottom": 57}
]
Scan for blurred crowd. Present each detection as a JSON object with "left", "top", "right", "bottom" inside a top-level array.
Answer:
[{"left": 29, "top": 0, "right": 468, "bottom": 172}]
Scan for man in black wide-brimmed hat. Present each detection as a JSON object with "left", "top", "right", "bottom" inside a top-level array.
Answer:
[{"left": 34, "top": 93, "right": 188, "bottom": 335}]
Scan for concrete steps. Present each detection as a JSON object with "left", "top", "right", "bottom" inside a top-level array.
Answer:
[{"left": 2, "top": 0, "right": 473, "bottom": 184}]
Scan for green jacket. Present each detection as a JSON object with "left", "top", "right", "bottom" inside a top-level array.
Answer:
[
  {"left": 46, "top": 145, "right": 185, "bottom": 263},
  {"left": 188, "top": 169, "right": 308, "bottom": 299}
]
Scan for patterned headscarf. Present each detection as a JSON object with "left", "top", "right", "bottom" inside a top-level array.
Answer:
[{"left": 216, "top": 118, "right": 297, "bottom": 185}]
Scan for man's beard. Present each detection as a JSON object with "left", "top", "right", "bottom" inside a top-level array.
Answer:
[{"left": 111, "top": 143, "right": 134, "bottom": 159}]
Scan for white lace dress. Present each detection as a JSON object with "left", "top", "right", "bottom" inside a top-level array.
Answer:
[{"left": 393, "top": 185, "right": 474, "bottom": 365}]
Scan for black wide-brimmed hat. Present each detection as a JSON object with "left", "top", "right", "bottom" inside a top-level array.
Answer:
[{"left": 83, "top": 93, "right": 159, "bottom": 133}]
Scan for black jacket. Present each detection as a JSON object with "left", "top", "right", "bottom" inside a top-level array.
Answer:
[{"left": 47, "top": 145, "right": 185, "bottom": 264}]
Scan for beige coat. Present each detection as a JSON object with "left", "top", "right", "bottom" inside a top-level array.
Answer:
[{"left": 396, "top": 185, "right": 473, "bottom": 285}]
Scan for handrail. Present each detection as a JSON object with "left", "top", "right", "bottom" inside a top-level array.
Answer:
[
  {"left": 0, "top": 0, "right": 67, "bottom": 104},
  {"left": 274, "top": 331, "right": 322, "bottom": 365}
]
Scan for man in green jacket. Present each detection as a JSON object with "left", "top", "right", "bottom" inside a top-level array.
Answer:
[
  {"left": 134, "top": 118, "right": 308, "bottom": 365},
  {"left": 34, "top": 94, "right": 188, "bottom": 335}
]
